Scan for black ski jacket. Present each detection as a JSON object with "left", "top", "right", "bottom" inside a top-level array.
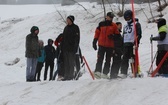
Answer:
[{"left": 62, "top": 23, "right": 80, "bottom": 53}]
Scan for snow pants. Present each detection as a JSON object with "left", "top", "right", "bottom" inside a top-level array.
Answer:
[
  {"left": 120, "top": 45, "right": 134, "bottom": 75},
  {"left": 110, "top": 48, "right": 122, "bottom": 78},
  {"left": 26, "top": 58, "right": 37, "bottom": 81},
  {"left": 95, "top": 46, "right": 113, "bottom": 75},
  {"left": 63, "top": 51, "right": 75, "bottom": 80},
  {"left": 35, "top": 62, "right": 44, "bottom": 81},
  {"left": 156, "top": 50, "right": 168, "bottom": 74},
  {"left": 44, "top": 61, "right": 54, "bottom": 81}
]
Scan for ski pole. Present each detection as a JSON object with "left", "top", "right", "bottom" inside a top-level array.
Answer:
[
  {"left": 82, "top": 56, "right": 95, "bottom": 80},
  {"left": 151, "top": 35, "right": 153, "bottom": 72},
  {"left": 74, "top": 63, "right": 85, "bottom": 80},
  {"left": 148, "top": 52, "right": 157, "bottom": 75}
]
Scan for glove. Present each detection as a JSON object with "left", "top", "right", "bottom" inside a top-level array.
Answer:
[
  {"left": 92, "top": 38, "right": 98, "bottom": 50},
  {"left": 150, "top": 37, "right": 153, "bottom": 43},
  {"left": 108, "top": 34, "right": 114, "bottom": 39}
]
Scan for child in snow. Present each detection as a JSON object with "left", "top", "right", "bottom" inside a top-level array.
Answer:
[
  {"left": 44, "top": 39, "right": 56, "bottom": 81},
  {"left": 35, "top": 40, "right": 46, "bottom": 81},
  {"left": 120, "top": 10, "right": 142, "bottom": 78},
  {"left": 150, "top": 18, "right": 168, "bottom": 75}
]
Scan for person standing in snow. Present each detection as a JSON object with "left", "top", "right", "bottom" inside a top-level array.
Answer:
[
  {"left": 120, "top": 10, "right": 142, "bottom": 78},
  {"left": 25, "top": 26, "right": 40, "bottom": 82},
  {"left": 35, "top": 40, "right": 46, "bottom": 81},
  {"left": 61, "top": 15, "right": 80, "bottom": 81},
  {"left": 110, "top": 22, "right": 123, "bottom": 79},
  {"left": 150, "top": 18, "right": 168, "bottom": 75},
  {"left": 53, "top": 33, "right": 64, "bottom": 81},
  {"left": 44, "top": 39, "right": 56, "bottom": 81},
  {"left": 93, "top": 12, "right": 120, "bottom": 79}
]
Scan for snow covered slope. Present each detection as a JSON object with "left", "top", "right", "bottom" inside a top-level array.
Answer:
[{"left": 0, "top": 2, "right": 168, "bottom": 105}]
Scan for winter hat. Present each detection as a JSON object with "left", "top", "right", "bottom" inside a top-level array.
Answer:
[
  {"left": 30, "top": 26, "right": 39, "bottom": 33},
  {"left": 107, "top": 12, "right": 115, "bottom": 18},
  {"left": 157, "top": 18, "right": 166, "bottom": 29},
  {"left": 48, "top": 39, "right": 53, "bottom": 45},
  {"left": 67, "top": 15, "right": 75, "bottom": 23}
]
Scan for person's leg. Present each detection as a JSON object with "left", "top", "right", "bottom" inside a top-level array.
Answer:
[
  {"left": 68, "top": 52, "right": 75, "bottom": 79},
  {"left": 63, "top": 52, "right": 70, "bottom": 79},
  {"left": 37, "top": 62, "right": 43, "bottom": 81},
  {"left": 156, "top": 50, "right": 167, "bottom": 74},
  {"left": 26, "top": 58, "right": 32, "bottom": 81},
  {"left": 35, "top": 62, "right": 40, "bottom": 81},
  {"left": 31, "top": 58, "right": 37, "bottom": 81},
  {"left": 103, "top": 48, "right": 113, "bottom": 75},
  {"left": 44, "top": 62, "right": 49, "bottom": 80},
  {"left": 95, "top": 46, "right": 105, "bottom": 73},
  {"left": 110, "top": 53, "right": 122, "bottom": 78},
  {"left": 120, "top": 46, "right": 133, "bottom": 75},
  {"left": 49, "top": 62, "right": 54, "bottom": 81}
]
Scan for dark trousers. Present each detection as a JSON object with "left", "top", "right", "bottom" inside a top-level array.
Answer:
[
  {"left": 53, "top": 53, "right": 64, "bottom": 80},
  {"left": 35, "top": 62, "right": 43, "bottom": 81},
  {"left": 44, "top": 61, "right": 54, "bottom": 80},
  {"left": 63, "top": 51, "right": 75, "bottom": 80},
  {"left": 75, "top": 55, "right": 81, "bottom": 72},
  {"left": 156, "top": 50, "right": 168, "bottom": 74},
  {"left": 95, "top": 46, "right": 113, "bottom": 75},
  {"left": 120, "top": 46, "right": 134, "bottom": 75},
  {"left": 110, "top": 50, "right": 122, "bottom": 78}
]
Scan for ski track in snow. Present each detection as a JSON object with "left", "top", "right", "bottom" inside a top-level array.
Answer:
[{"left": 0, "top": 2, "right": 168, "bottom": 105}]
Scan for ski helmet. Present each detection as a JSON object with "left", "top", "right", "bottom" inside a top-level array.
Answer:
[
  {"left": 157, "top": 18, "right": 166, "bottom": 29},
  {"left": 124, "top": 10, "right": 133, "bottom": 20}
]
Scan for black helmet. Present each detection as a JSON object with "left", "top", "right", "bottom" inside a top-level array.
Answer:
[
  {"left": 124, "top": 10, "right": 133, "bottom": 20},
  {"left": 157, "top": 18, "right": 166, "bottom": 29}
]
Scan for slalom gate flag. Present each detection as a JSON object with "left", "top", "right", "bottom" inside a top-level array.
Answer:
[{"left": 131, "top": 0, "right": 141, "bottom": 77}]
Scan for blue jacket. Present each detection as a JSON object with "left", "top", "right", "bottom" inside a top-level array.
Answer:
[{"left": 38, "top": 48, "right": 46, "bottom": 63}]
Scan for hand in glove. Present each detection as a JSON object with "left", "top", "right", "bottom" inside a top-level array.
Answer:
[
  {"left": 150, "top": 37, "right": 153, "bottom": 43},
  {"left": 92, "top": 38, "right": 98, "bottom": 50}
]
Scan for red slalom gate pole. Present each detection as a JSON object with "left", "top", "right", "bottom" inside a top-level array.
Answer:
[
  {"left": 151, "top": 52, "right": 168, "bottom": 77},
  {"left": 82, "top": 56, "right": 95, "bottom": 80},
  {"left": 131, "top": 0, "right": 140, "bottom": 77}
]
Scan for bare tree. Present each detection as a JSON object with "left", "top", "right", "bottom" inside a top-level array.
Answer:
[
  {"left": 163, "top": 0, "right": 168, "bottom": 6},
  {"left": 106, "top": 0, "right": 115, "bottom": 13},
  {"left": 70, "top": 0, "right": 95, "bottom": 17},
  {"left": 101, "top": 0, "right": 106, "bottom": 19},
  {"left": 50, "top": 0, "right": 66, "bottom": 24},
  {"left": 139, "top": 3, "right": 150, "bottom": 23},
  {"left": 116, "top": 0, "right": 128, "bottom": 17},
  {"left": 147, "top": 0, "right": 155, "bottom": 22},
  {"left": 157, "top": 0, "right": 168, "bottom": 11},
  {"left": 157, "top": 0, "right": 162, "bottom": 11}
]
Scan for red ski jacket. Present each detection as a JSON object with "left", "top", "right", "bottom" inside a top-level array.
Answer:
[{"left": 94, "top": 20, "right": 119, "bottom": 48}]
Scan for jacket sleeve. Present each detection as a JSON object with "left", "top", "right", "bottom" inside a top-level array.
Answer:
[
  {"left": 74, "top": 25, "right": 80, "bottom": 53},
  {"left": 136, "top": 22, "right": 142, "bottom": 42},
  {"left": 26, "top": 35, "right": 31, "bottom": 52},
  {"left": 152, "top": 32, "right": 167, "bottom": 41},
  {"left": 94, "top": 23, "right": 101, "bottom": 39}
]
